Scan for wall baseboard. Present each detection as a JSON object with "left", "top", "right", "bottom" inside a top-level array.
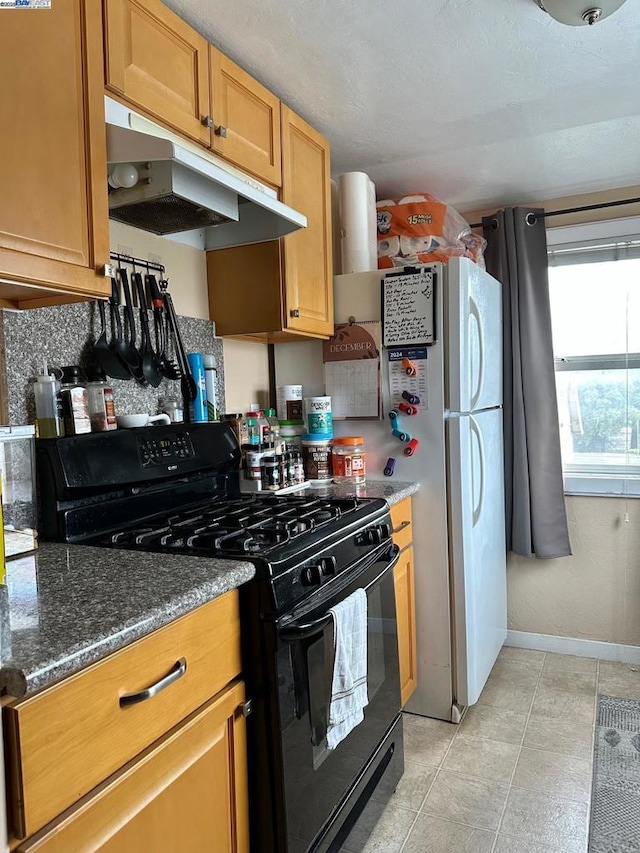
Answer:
[{"left": 506, "top": 630, "right": 640, "bottom": 664}]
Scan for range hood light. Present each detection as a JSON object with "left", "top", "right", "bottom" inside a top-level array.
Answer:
[{"left": 108, "top": 163, "right": 139, "bottom": 189}]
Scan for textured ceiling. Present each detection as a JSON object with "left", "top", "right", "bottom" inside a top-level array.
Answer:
[{"left": 165, "top": 0, "right": 640, "bottom": 212}]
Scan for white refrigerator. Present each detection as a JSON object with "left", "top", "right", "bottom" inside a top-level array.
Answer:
[{"left": 275, "top": 257, "right": 507, "bottom": 721}]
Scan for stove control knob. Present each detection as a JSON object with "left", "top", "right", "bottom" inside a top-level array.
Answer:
[
  {"left": 378, "top": 523, "right": 392, "bottom": 540},
  {"left": 320, "top": 556, "right": 337, "bottom": 576},
  {"left": 301, "top": 564, "right": 323, "bottom": 586},
  {"left": 357, "top": 527, "right": 382, "bottom": 545}
]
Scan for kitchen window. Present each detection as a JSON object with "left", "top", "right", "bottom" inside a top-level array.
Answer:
[{"left": 548, "top": 217, "right": 640, "bottom": 496}]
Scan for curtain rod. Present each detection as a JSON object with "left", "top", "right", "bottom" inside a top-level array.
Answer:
[{"left": 469, "top": 196, "right": 640, "bottom": 230}]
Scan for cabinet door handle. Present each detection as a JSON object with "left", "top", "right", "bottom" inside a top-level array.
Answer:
[
  {"left": 392, "top": 520, "right": 411, "bottom": 535},
  {"left": 290, "top": 308, "right": 300, "bottom": 318},
  {"left": 214, "top": 124, "right": 227, "bottom": 138},
  {"left": 201, "top": 114, "right": 214, "bottom": 128},
  {"left": 239, "top": 699, "right": 253, "bottom": 718},
  {"left": 119, "top": 657, "right": 187, "bottom": 708}
]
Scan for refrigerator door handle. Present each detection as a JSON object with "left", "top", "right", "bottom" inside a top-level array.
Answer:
[
  {"left": 470, "top": 414, "right": 485, "bottom": 526},
  {"left": 469, "top": 296, "right": 485, "bottom": 410}
]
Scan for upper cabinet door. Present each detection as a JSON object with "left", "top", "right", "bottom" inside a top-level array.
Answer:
[
  {"left": 210, "top": 48, "right": 282, "bottom": 186},
  {"left": 104, "top": 0, "right": 211, "bottom": 146},
  {"left": 281, "top": 107, "right": 334, "bottom": 337},
  {"left": 0, "top": 0, "right": 110, "bottom": 299}
]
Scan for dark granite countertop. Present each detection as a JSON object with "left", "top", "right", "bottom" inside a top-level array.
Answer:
[
  {"left": 0, "top": 543, "right": 255, "bottom": 699},
  {"left": 306, "top": 479, "right": 420, "bottom": 505}
]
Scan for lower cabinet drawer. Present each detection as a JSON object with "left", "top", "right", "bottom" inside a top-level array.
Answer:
[
  {"left": 16, "top": 680, "right": 249, "bottom": 853},
  {"left": 5, "top": 590, "right": 241, "bottom": 839},
  {"left": 390, "top": 497, "right": 413, "bottom": 551}
]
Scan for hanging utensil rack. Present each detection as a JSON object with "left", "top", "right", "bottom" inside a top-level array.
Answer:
[{"left": 109, "top": 252, "right": 166, "bottom": 277}]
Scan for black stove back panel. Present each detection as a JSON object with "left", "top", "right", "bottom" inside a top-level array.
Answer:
[{"left": 36, "top": 422, "right": 240, "bottom": 495}]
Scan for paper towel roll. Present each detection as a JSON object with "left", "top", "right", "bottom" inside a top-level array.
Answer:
[
  {"left": 331, "top": 178, "right": 342, "bottom": 275},
  {"left": 338, "top": 172, "right": 377, "bottom": 274}
]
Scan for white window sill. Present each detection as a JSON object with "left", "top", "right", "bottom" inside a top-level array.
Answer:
[{"left": 564, "top": 474, "right": 640, "bottom": 497}]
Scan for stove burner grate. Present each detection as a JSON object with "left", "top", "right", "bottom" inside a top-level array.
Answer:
[{"left": 104, "top": 494, "right": 366, "bottom": 557}]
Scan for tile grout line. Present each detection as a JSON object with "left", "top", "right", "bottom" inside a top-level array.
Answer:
[
  {"left": 397, "top": 712, "right": 468, "bottom": 852},
  {"left": 490, "top": 650, "right": 548, "bottom": 852}
]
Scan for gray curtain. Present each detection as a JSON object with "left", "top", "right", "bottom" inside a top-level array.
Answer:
[{"left": 482, "top": 207, "right": 571, "bottom": 559}]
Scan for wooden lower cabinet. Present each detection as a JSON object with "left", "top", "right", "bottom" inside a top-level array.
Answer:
[
  {"left": 394, "top": 546, "right": 417, "bottom": 707},
  {"left": 16, "top": 680, "right": 249, "bottom": 853}
]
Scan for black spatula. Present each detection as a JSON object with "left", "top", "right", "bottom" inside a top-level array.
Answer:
[
  {"left": 93, "top": 291, "right": 130, "bottom": 381},
  {"left": 132, "top": 272, "right": 163, "bottom": 388}
]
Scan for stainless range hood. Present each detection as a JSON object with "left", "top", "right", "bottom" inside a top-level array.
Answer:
[{"left": 105, "top": 97, "right": 306, "bottom": 250}]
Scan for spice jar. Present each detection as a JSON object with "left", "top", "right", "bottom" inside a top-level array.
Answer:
[
  {"left": 58, "top": 365, "right": 91, "bottom": 435},
  {"left": 87, "top": 367, "right": 117, "bottom": 432},
  {"left": 260, "top": 456, "right": 281, "bottom": 491},
  {"left": 332, "top": 436, "right": 366, "bottom": 484},
  {"left": 246, "top": 445, "right": 267, "bottom": 480}
]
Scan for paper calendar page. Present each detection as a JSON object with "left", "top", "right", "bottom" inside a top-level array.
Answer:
[{"left": 323, "top": 322, "right": 381, "bottom": 419}]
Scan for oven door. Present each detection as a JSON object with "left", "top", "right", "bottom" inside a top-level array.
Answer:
[{"left": 276, "top": 542, "right": 402, "bottom": 853}]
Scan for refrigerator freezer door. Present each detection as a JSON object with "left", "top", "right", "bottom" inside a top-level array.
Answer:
[
  {"left": 447, "top": 257, "right": 502, "bottom": 413},
  {"left": 447, "top": 408, "right": 506, "bottom": 707}
]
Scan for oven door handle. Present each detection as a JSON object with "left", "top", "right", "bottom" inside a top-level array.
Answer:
[{"left": 278, "top": 546, "right": 400, "bottom": 643}]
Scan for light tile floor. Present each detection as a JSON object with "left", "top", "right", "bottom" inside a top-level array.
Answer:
[{"left": 341, "top": 648, "right": 640, "bottom": 853}]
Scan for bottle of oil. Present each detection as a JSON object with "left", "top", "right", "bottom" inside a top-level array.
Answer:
[{"left": 33, "top": 361, "right": 64, "bottom": 438}]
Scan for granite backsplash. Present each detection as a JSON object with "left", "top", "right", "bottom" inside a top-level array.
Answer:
[{"left": 0, "top": 302, "right": 225, "bottom": 426}]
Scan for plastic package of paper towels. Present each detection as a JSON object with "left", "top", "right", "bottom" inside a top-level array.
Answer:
[{"left": 338, "top": 172, "right": 377, "bottom": 273}]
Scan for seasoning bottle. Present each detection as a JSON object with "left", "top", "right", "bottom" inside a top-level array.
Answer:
[
  {"left": 87, "top": 367, "right": 117, "bottom": 432},
  {"left": 162, "top": 395, "right": 184, "bottom": 423},
  {"left": 33, "top": 361, "right": 64, "bottom": 438},
  {"left": 260, "top": 456, "right": 281, "bottom": 491},
  {"left": 246, "top": 418, "right": 260, "bottom": 446},
  {"left": 223, "top": 413, "right": 248, "bottom": 447},
  {"left": 249, "top": 405, "right": 270, "bottom": 444},
  {"left": 59, "top": 366, "right": 91, "bottom": 435},
  {"left": 246, "top": 445, "right": 267, "bottom": 480},
  {"left": 203, "top": 354, "right": 219, "bottom": 421}
]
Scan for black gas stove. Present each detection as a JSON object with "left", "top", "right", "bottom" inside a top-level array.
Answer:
[{"left": 36, "top": 423, "right": 404, "bottom": 853}]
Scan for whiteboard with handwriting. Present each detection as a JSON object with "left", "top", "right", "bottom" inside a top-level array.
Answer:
[{"left": 382, "top": 270, "right": 435, "bottom": 347}]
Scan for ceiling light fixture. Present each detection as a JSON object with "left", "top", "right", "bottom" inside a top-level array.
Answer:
[{"left": 534, "top": 0, "right": 627, "bottom": 25}]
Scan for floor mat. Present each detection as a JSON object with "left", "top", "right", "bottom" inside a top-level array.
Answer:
[{"left": 589, "top": 694, "right": 640, "bottom": 853}]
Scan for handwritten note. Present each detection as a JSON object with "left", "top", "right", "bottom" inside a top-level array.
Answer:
[{"left": 382, "top": 269, "right": 435, "bottom": 347}]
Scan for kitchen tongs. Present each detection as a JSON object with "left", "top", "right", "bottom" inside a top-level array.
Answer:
[{"left": 159, "top": 280, "right": 197, "bottom": 421}]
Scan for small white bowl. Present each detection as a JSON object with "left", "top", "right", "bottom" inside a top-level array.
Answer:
[{"left": 116, "top": 413, "right": 171, "bottom": 429}]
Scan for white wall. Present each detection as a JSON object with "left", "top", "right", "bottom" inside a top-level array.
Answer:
[
  {"left": 110, "top": 222, "right": 209, "bottom": 320},
  {"left": 110, "top": 222, "right": 271, "bottom": 413},
  {"left": 508, "top": 496, "right": 640, "bottom": 645}
]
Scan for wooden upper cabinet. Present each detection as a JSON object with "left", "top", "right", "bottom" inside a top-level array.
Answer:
[
  {"left": 0, "top": 0, "right": 110, "bottom": 301},
  {"left": 16, "top": 681, "right": 249, "bottom": 853},
  {"left": 210, "top": 48, "right": 282, "bottom": 186},
  {"left": 104, "top": 0, "right": 211, "bottom": 146},
  {"left": 281, "top": 106, "right": 333, "bottom": 337},
  {"left": 207, "top": 107, "right": 333, "bottom": 341}
]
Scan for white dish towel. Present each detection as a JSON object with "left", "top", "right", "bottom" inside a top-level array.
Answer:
[{"left": 326, "top": 587, "right": 368, "bottom": 750}]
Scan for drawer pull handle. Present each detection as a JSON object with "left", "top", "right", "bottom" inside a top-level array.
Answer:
[
  {"left": 392, "top": 520, "right": 411, "bottom": 534},
  {"left": 239, "top": 699, "right": 253, "bottom": 717},
  {"left": 119, "top": 657, "right": 187, "bottom": 708}
]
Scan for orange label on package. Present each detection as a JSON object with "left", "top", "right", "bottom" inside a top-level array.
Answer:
[{"left": 377, "top": 200, "right": 447, "bottom": 238}]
